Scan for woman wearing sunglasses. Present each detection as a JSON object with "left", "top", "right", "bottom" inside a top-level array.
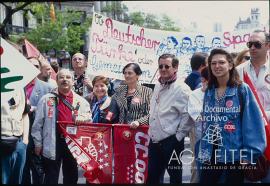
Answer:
[
  {"left": 198, "top": 48, "right": 266, "bottom": 184},
  {"left": 235, "top": 49, "right": 250, "bottom": 67},
  {"left": 106, "top": 63, "right": 152, "bottom": 128}
]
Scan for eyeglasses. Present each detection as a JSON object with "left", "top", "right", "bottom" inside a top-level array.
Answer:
[
  {"left": 243, "top": 56, "right": 251, "bottom": 61},
  {"left": 246, "top": 41, "right": 264, "bottom": 49},
  {"left": 72, "top": 57, "right": 84, "bottom": 61},
  {"left": 159, "top": 64, "right": 171, "bottom": 70}
]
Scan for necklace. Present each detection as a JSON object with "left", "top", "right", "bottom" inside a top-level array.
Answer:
[
  {"left": 127, "top": 89, "right": 136, "bottom": 95},
  {"left": 215, "top": 88, "right": 226, "bottom": 101}
]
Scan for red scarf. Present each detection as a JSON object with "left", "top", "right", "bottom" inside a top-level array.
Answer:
[{"left": 158, "top": 73, "right": 177, "bottom": 85}]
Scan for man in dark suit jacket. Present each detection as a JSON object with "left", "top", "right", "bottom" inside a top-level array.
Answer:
[{"left": 185, "top": 52, "right": 208, "bottom": 90}]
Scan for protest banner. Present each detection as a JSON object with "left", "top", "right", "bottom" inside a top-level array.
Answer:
[
  {"left": 1, "top": 37, "right": 40, "bottom": 100},
  {"left": 114, "top": 125, "right": 150, "bottom": 183},
  {"left": 58, "top": 122, "right": 113, "bottom": 183},
  {"left": 88, "top": 12, "right": 255, "bottom": 83},
  {"left": 58, "top": 122, "right": 150, "bottom": 184}
]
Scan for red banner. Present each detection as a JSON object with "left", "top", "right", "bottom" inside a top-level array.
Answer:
[
  {"left": 243, "top": 72, "right": 270, "bottom": 160},
  {"left": 24, "top": 39, "right": 56, "bottom": 80},
  {"left": 59, "top": 122, "right": 113, "bottom": 183},
  {"left": 113, "top": 126, "right": 150, "bottom": 184}
]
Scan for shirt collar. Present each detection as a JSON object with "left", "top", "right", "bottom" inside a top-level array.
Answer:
[
  {"left": 249, "top": 60, "right": 269, "bottom": 71},
  {"left": 59, "top": 90, "right": 73, "bottom": 98}
]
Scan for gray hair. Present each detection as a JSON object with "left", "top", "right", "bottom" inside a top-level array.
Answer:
[{"left": 56, "top": 69, "right": 74, "bottom": 81}]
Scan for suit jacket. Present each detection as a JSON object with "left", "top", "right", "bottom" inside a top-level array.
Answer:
[{"left": 108, "top": 84, "right": 152, "bottom": 125}]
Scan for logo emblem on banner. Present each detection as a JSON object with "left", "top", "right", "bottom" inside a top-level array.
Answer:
[{"left": 122, "top": 130, "right": 132, "bottom": 141}]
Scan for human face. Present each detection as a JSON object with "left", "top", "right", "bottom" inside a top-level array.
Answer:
[
  {"left": 195, "top": 37, "right": 205, "bottom": 48},
  {"left": 212, "top": 39, "right": 221, "bottom": 48},
  {"left": 210, "top": 54, "right": 232, "bottom": 79},
  {"left": 123, "top": 66, "right": 139, "bottom": 85},
  {"left": 248, "top": 32, "right": 269, "bottom": 61},
  {"left": 241, "top": 52, "right": 250, "bottom": 64},
  {"left": 72, "top": 53, "right": 86, "bottom": 69},
  {"left": 29, "top": 58, "right": 40, "bottom": 70},
  {"left": 93, "top": 80, "right": 108, "bottom": 100},
  {"left": 57, "top": 70, "right": 74, "bottom": 92},
  {"left": 41, "top": 64, "right": 52, "bottom": 80},
  {"left": 182, "top": 39, "right": 191, "bottom": 49},
  {"left": 167, "top": 38, "right": 175, "bottom": 49},
  {"left": 158, "top": 57, "right": 178, "bottom": 79}
]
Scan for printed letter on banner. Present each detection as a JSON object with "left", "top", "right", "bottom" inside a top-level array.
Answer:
[{"left": 113, "top": 126, "right": 150, "bottom": 183}]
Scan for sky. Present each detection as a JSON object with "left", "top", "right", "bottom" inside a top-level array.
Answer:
[{"left": 123, "top": 1, "right": 269, "bottom": 33}]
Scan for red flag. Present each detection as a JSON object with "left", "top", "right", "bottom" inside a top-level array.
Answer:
[
  {"left": 58, "top": 122, "right": 113, "bottom": 183},
  {"left": 113, "top": 125, "right": 150, "bottom": 183},
  {"left": 243, "top": 71, "right": 270, "bottom": 160},
  {"left": 24, "top": 39, "right": 41, "bottom": 59},
  {"left": 24, "top": 39, "right": 57, "bottom": 80},
  {"left": 50, "top": 2, "right": 56, "bottom": 22}
]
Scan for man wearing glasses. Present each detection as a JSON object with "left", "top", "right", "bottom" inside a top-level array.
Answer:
[
  {"left": 237, "top": 30, "right": 270, "bottom": 182},
  {"left": 147, "top": 53, "right": 192, "bottom": 184},
  {"left": 71, "top": 53, "right": 93, "bottom": 97}
]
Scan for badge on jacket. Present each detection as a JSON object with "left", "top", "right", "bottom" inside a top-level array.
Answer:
[
  {"left": 224, "top": 121, "right": 236, "bottom": 132},
  {"left": 132, "top": 97, "right": 141, "bottom": 104}
]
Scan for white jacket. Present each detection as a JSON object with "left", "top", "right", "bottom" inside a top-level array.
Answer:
[
  {"left": 148, "top": 79, "right": 193, "bottom": 142},
  {"left": 1, "top": 89, "right": 29, "bottom": 144}
]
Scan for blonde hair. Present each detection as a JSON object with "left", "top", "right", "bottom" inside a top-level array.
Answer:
[{"left": 235, "top": 49, "right": 249, "bottom": 67}]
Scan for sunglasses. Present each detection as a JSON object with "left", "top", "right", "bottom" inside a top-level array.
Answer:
[
  {"left": 159, "top": 64, "right": 171, "bottom": 70},
  {"left": 34, "top": 65, "right": 40, "bottom": 69},
  {"left": 246, "top": 41, "right": 264, "bottom": 49},
  {"left": 243, "top": 56, "right": 251, "bottom": 61}
]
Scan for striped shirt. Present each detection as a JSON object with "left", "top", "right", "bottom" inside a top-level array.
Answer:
[{"left": 110, "top": 84, "right": 153, "bottom": 125}]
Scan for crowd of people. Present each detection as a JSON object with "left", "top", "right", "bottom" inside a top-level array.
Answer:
[{"left": 1, "top": 29, "right": 269, "bottom": 184}]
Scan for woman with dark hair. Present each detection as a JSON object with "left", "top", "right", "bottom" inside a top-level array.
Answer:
[
  {"left": 198, "top": 49, "right": 266, "bottom": 184},
  {"left": 107, "top": 63, "right": 152, "bottom": 128},
  {"left": 85, "top": 75, "right": 111, "bottom": 123}
]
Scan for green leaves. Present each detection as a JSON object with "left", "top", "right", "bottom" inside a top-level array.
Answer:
[
  {"left": 25, "top": 6, "right": 91, "bottom": 54},
  {"left": 128, "top": 12, "right": 180, "bottom": 31}
]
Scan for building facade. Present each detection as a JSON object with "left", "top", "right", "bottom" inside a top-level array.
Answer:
[{"left": 234, "top": 8, "right": 264, "bottom": 31}]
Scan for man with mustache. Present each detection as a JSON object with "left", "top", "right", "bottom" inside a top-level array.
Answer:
[{"left": 31, "top": 69, "right": 92, "bottom": 184}]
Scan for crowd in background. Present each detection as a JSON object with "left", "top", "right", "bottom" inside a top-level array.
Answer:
[{"left": 1, "top": 29, "right": 269, "bottom": 184}]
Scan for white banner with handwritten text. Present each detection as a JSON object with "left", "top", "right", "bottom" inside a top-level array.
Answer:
[{"left": 87, "top": 12, "right": 256, "bottom": 83}]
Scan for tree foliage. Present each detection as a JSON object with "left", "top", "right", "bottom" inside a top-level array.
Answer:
[
  {"left": 0, "top": 2, "right": 32, "bottom": 38},
  {"left": 24, "top": 5, "right": 91, "bottom": 54},
  {"left": 160, "top": 14, "right": 180, "bottom": 32},
  {"left": 128, "top": 11, "right": 180, "bottom": 31}
]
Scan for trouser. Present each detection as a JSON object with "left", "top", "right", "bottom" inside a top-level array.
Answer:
[
  {"left": 189, "top": 128, "right": 200, "bottom": 183},
  {"left": 22, "top": 133, "right": 41, "bottom": 184},
  {"left": 2, "top": 137, "right": 27, "bottom": 184},
  {"left": 260, "top": 166, "right": 270, "bottom": 183},
  {"left": 146, "top": 135, "right": 184, "bottom": 184},
  {"left": 43, "top": 137, "right": 78, "bottom": 184},
  {"left": 200, "top": 161, "right": 244, "bottom": 184}
]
